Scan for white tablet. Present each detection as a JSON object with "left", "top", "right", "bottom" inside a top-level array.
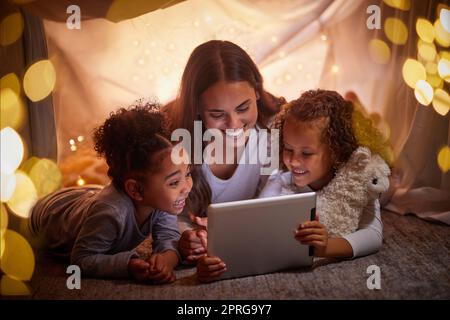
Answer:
[{"left": 207, "top": 192, "right": 316, "bottom": 280}]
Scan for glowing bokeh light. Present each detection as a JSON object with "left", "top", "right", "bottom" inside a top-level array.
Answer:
[
  {"left": 20, "top": 156, "right": 40, "bottom": 174},
  {"left": 414, "top": 80, "right": 434, "bottom": 106},
  {"left": 434, "top": 19, "right": 450, "bottom": 48},
  {"left": 418, "top": 40, "right": 437, "bottom": 61},
  {"left": 0, "top": 127, "right": 24, "bottom": 174},
  {"left": 0, "top": 229, "right": 35, "bottom": 281},
  {"left": 426, "top": 62, "right": 438, "bottom": 74},
  {"left": 416, "top": 18, "right": 435, "bottom": 43},
  {"left": 432, "top": 88, "right": 450, "bottom": 116},
  {"left": 23, "top": 60, "right": 56, "bottom": 102},
  {"left": 440, "top": 51, "right": 450, "bottom": 61},
  {"left": 0, "top": 204, "right": 7, "bottom": 238},
  {"left": 437, "top": 146, "right": 450, "bottom": 173},
  {"left": 1, "top": 73, "right": 21, "bottom": 95},
  {"left": 368, "top": 39, "right": 391, "bottom": 64},
  {"left": 1, "top": 173, "right": 16, "bottom": 203},
  {"left": 440, "top": 8, "right": 450, "bottom": 33},
  {"left": 0, "top": 275, "right": 31, "bottom": 296},
  {"left": 384, "top": 18, "right": 408, "bottom": 45},
  {"left": 77, "top": 176, "right": 86, "bottom": 186},
  {"left": 437, "top": 58, "right": 450, "bottom": 82},
  {"left": 0, "top": 88, "right": 26, "bottom": 130},
  {"left": 402, "top": 59, "right": 426, "bottom": 88},
  {"left": 383, "top": 0, "right": 410, "bottom": 11},
  {"left": 427, "top": 73, "right": 444, "bottom": 89},
  {"left": 6, "top": 171, "right": 38, "bottom": 219},
  {"left": 29, "top": 158, "right": 62, "bottom": 197},
  {"left": 0, "top": 12, "right": 24, "bottom": 46}
]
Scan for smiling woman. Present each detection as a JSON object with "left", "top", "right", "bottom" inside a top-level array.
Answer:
[{"left": 165, "top": 40, "right": 286, "bottom": 266}]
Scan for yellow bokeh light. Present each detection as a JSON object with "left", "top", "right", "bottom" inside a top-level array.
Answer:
[
  {"left": 77, "top": 176, "right": 86, "bottom": 186},
  {"left": 437, "top": 58, "right": 450, "bottom": 82},
  {"left": 0, "top": 204, "right": 7, "bottom": 238},
  {"left": 0, "top": 229, "right": 35, "bottom": 281},
  {"left": 368, "top": 39, "right": 391, "bottom": 64},
  {"left": 414, "top": 80, "right": 433, "bottom": 106},
  {"left": 0, "top": 88, "right": 26, "bottom": 130},
  {"left": 426, "top": 62, "right": 438, "bottom": 74},
  {"left": 0, "top": 12, "right": 24, "bottom": 46},
  {"left": 6, "top": 171, "right": 38, "bottom": 219},
  {"left": 20, "top": 156, "right": 40, "bottom": 174},
  {"left": 331, "top": 65, "right": 339, "bottom": 73},
  {"left": 432, "top": 89, "right": 450, "bottom": 116},
  {"left": 402, "top": 58, "right": 426, "bottom": 88},
  {"left": 0, "top": 275, "right": 31, "bottom": 296},
  {"left": 0, "top": 127, "right": 24, "bottom": 174},
  {"left": 23, "top": 60, "right": 56, "bottom": 102},
  {"left": 384, "top": 18, "right": 408, "bottom": 45},
  {"left": 440, "top": 8, "right": 450, "bottom": 33},
  {"left": 437, "top": 146, "right": 450, "bottom": 173},
  {"left": 29, "top": 158, "right": 62, "bottom": 198},
  {"left": 418, "top": 40, "right": 437, "bottom": 61},
  {"left": 1, "top": 173, "right": 16, "bottom": 203},
  {"left": 427, "top": 73, "right": 444, "bottom": 89},
  {"left": 383, "top": 0, "right": 410, "bottom": 11},
  {"left": 0, "top": 233, "right": 4, "bottom": 259},
  {"left": 416, "top": 18, "right": 435, "bottom": 43},
  {"left": 1, "top": 73, "right": 21, "bottom": 95},
  {"left": 434, "top": 19, "right": 450, "bottom": 48}
]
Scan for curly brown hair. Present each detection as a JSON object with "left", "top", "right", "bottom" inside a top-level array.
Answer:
[
  {"left": 93, "top": 102, "right": 173, "bottom": 191},
  {"left": 274, "top": 89, "right": 358, "bottom": 171}
]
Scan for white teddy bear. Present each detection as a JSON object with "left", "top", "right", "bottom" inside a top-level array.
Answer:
[{"left": 317, "top": 146, "right": 391, "bottom": 237}]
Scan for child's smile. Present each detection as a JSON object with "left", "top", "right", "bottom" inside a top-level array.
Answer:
[{"left": 283, "top": 118, "right": 334, "bottom": 190}]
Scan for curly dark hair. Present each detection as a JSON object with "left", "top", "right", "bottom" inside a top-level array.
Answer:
[
  {"left": 93, "top": 102, "right": 173, "bottom": 191},
  {"left": 273, "top": 89, "right": 358, "bottom": 171}
]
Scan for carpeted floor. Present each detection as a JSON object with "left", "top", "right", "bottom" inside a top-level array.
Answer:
[{"left": 28, "top": 210, "right": 450, "bottom": 299}]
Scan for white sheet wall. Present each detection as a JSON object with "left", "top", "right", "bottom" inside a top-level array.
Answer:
[{"left": 34, "top": 0, "right": 450, "bottom": 222}]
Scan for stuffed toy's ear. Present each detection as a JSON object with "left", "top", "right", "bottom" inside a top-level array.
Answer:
[{"left": 351, "top": 147, "right": 372, "bottom": 169}]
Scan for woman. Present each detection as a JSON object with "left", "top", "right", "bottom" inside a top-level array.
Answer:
[{"left": 165, "top": 40, "right": 285, "bottom": 264}]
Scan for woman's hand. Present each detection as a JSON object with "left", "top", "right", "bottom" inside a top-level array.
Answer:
[
  {"left": 178, "top": 229, "right": 208, "bottom": 264},
  {"left": 197, "top": 255, "right": 226, "bottom": 283},
  {"left": 294, "top": 220, "right": 329, "bottom": 257}
]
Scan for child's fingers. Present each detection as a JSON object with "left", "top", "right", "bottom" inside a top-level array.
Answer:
[
  {"left": 134, "top": 259, "right": 150, "bottom": 270},
  {"left": 197, "top": 229, "right": 208, "bottom": 249},
  {"left": 299, "top": 221, "right": 323, "bottom": 229},
  {"left": 295, "top": 227, "right": 326, "bottom": 237},
  {"left": 295, "top": 234, "right": 324, "bottom": 242},
  {"left": 180, "top": 240, "right": 204, "bottom": 251},
  {"left": 194, "top": 216, "right": 208, "bottom": 229},
  {"left": 200, "top": 256, "right": 222, "bottom": 265},
  {"left": 185, "top": 253, "right": 206, "bottom": 262},
  {"left": 201, "top": 262, "right": 226, "bottom": 273}
]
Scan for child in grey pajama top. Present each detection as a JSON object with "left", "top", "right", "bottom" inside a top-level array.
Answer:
[{"left": 30, "top": 183, "right": 181, "bottom": 279}]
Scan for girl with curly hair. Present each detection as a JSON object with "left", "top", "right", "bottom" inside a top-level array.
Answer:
[
  {"left": 29, "top": 104, "right": 192, "bottom": 284},
  {"left": 198, "top": 89, "right": 388, "bottom": 282}
]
